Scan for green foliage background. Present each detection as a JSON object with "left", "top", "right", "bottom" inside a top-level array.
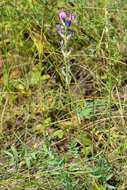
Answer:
[{"left": 0, "top": 0, "right": 127, "bottom": 189}]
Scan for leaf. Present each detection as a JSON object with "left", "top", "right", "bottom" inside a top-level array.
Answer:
[
  {"left": 43, "top": 117, "right": 52, "bottom": 129},
  {"left": 4, "top": 150, "right": 14, "bottom": 158},
  {"left": 3, "top": 64, "right": 9, "bottom": 88},
  {"left": 0, "top": 95, "right": 3, "bottom": 106},
  {"left": 59, "top": 121, "right": 73, "bottom": 131},
  {"left": 78, "top": 133, "right": 92, "bottom": 147},
  {"left": 90, "top": 156, "right": 113, "bottom": 182},
  {"left": 30, "top": 32, "right": 44, "bottom": 59},
  {"left": 52, "top": 130, "right": 64, "bottom": 139},
  {"left": 106, "top": 184, "right": 116, "bottom": 190},
  {"left": 71, "top": 113, "right": 80, "bottom": 127},
  {"left": 0, "top": 51, "right": 3, "bottom": 69},
  {"left": 29, "top": 65, "right": 50, "bottom": 86},
  {"left": 33, "top": 117, "right": 52, "bottom": 134},
  {"left": 25, "top": 156, "right": 31, "bottom": 169},
  {"left": 11, "top": 145, "right": 19, "bottom": 163},
  {"left": 31, "top": 152, "right": 37, "bottom": 160},
  {"left": 81, "top": 147, "right": 91, "bottom": 157},
  {"left": 15, "top": 83, "right": 25, "bottom": 91},
  {"left": 78, "top": 107, "right": 93, "bottom": 119},
  {"left": 93, "top": 183, "right": 106, "bottom": 190},
  {"left": 33, "top": 124, "right": 44, "bottom": 134},
  {"left": 118, "top": 141, "right": 127, "bottom": 154},
  {"left": 30, "top": 69, "right": 41, "bottom": 85},
  {"left": 10, "top": 69, "right": 21, "bottom": 79},
  {"left": 41, "top": 74, "right": 50, "bottom": 81}
]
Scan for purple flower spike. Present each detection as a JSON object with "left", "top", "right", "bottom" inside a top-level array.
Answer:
[{"left": 59, "top": 11, "right": 67, "bottom": 21}]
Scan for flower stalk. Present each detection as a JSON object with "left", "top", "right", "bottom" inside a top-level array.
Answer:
[{"left": 56, "top": 10, "right": 75, "bottom": 88}]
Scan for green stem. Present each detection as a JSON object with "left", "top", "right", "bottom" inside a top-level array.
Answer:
[{"left": 63, "top": 36, "right": 70, "bottom": 89}]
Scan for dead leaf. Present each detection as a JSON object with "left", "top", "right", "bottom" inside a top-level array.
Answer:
[
  {"left": 71, "top": 113, "right": 80, "bottom": 127},
  {"left": 10, "top": 68, "right": 22, "bottom": 79}
]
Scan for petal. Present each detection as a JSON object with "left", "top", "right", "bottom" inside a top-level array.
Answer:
[
  {"left": 69, "top": 14, "right": 75, "bottom": 21},
  {"left": 59, "top": 11, "right": 67, "bottom": 20},
  {"left": 65, "top": 20, "right": 71, "bottom": 27}
]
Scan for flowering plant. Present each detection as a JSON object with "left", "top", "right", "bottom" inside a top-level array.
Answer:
[
  {"left": 56, "top": 10, "right": 76, "bottom": 87},
  {"left": 57, "top": 10, "right": 75, "bottom": 38}
]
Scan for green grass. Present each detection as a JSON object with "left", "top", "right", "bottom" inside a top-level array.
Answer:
[{"left": 0, "top": 0, "right": 127, "bottom": 189}]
